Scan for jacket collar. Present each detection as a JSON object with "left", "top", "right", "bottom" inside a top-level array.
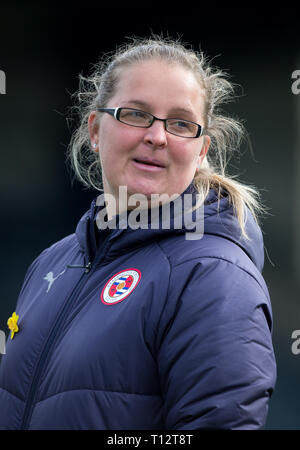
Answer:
[{"left": 75, "top": 182, "right": 265, "bottom": 272}]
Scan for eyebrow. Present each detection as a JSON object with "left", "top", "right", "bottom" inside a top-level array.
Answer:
[{"left": 121, "top": 100, "right": 197, "bottom": 120}]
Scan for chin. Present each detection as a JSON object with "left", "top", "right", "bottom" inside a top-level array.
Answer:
[{"left": 127, "top": 181, "right": 164, "bottom": 198}]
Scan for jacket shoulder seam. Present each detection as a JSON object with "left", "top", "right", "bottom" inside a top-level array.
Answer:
[
  {"left": 154, "top": 240, "right": 172, "bottom": 270},
  {"left": 173, "top": 255, "right": 267, "bottom": 296}
]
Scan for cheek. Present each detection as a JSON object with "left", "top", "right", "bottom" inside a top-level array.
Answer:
[
  {"left": 170, "top": 142, "right": 200, "bottom": 169},
  {"left": 98, "top": 125, "right": 122, "bottom": 170},
  {"left": 100, "top": 123, "right": 141, "bottom": 160}
]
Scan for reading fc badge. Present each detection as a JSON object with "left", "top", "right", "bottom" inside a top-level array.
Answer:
[{"left": 101, "top": 269, "right": 141, "bottom": 305}]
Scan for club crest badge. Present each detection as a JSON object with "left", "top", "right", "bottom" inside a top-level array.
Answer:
[{"left": 101, "top": 269, "right": 141, "bottom": 305}]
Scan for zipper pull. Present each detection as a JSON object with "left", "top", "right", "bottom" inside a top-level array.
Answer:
[
  {"left": 66, "top": 262, "right": 92, "bottom": 273},
  {"left": 84, "top": 262, "right": 92, "bottom": 273}
]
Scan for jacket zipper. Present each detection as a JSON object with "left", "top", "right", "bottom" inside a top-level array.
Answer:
[
  {"left": 20, "top": 240, "right": 111, "bottom": 430},
  {"left": 66, "top": 262, "right": 92, "bottom": 272}
]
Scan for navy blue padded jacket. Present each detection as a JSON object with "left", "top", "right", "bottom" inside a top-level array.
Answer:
[{"left": 0, "top": 184, "right": 276, "bottom": 429}]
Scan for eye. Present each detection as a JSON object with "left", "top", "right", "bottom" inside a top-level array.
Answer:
[
  {"left": 168, "top": 119, "right": 194, "bottom": 131},
  {"left": 119, "top": 109, "right": 152, "bottom": 126},
  {"left": 131, "top": 110, "right": 148, "bottom": 118},
  {"left": 174, "top": 120, "right": 189, "bottom": 128},
  {"left": 122, "top": 109, "right": 148, "bottom": 119}
]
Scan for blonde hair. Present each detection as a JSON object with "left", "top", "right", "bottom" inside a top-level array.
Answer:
[{"left": 67, "top": 36, "right": 268, "bottom": 239}]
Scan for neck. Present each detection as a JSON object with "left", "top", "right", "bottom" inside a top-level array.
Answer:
[{"left": 104, "top": 186, "right": 183, "bottom": 221}]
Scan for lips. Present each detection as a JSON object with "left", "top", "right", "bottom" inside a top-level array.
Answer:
[{"left": 133, "top": 157, "right": 166, "bottom": 168}]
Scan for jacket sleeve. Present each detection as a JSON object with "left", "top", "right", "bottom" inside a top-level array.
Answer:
[{"left": 155, "top": 258, "right": 277, "bottom": 430}]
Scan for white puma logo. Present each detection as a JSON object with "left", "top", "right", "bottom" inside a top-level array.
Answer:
[{"left": 43, "top": 269, "right": 66, "bottom": 293}]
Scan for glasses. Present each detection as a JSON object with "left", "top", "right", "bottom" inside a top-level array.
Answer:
[{"left": 97, "top": 107, "right": 204, "bottom": 138}]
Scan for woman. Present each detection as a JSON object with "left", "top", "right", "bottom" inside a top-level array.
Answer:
[{"left": 0, "top": 37, "right": 276, "bottom": 430}]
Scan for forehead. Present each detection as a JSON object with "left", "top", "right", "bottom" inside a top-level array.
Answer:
[{"left": 111, "top": 59, "right": 206, "bottom": 117}]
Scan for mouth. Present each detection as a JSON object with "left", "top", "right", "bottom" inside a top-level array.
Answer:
[{"left": 132, "top": 158, "right": 166, "bottom": 172}]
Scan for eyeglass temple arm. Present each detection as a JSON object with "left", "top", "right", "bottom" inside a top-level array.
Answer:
[{"left": 97, "top": 108, "right": 119, "bottom": 118}]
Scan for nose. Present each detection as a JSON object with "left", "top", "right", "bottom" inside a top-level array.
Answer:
[{"left": 143, "top": 119, "right": 167, "bottom": 148}]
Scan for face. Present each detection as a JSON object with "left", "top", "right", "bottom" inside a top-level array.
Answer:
[{"left": 89, "top": 59, "right": 210, "bottom": 209}]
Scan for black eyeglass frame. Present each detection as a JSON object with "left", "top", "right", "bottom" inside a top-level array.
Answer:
[{"left": 97, "top": 107, "right": 204, "bottom": 138}]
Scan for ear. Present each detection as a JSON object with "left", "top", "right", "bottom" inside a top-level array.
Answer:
[
  {"left": 88, "top": 111, "right": 100, "bottom": 152},
  {"left": 197, "top": 135, "right": 211, "bottom": 168}
]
